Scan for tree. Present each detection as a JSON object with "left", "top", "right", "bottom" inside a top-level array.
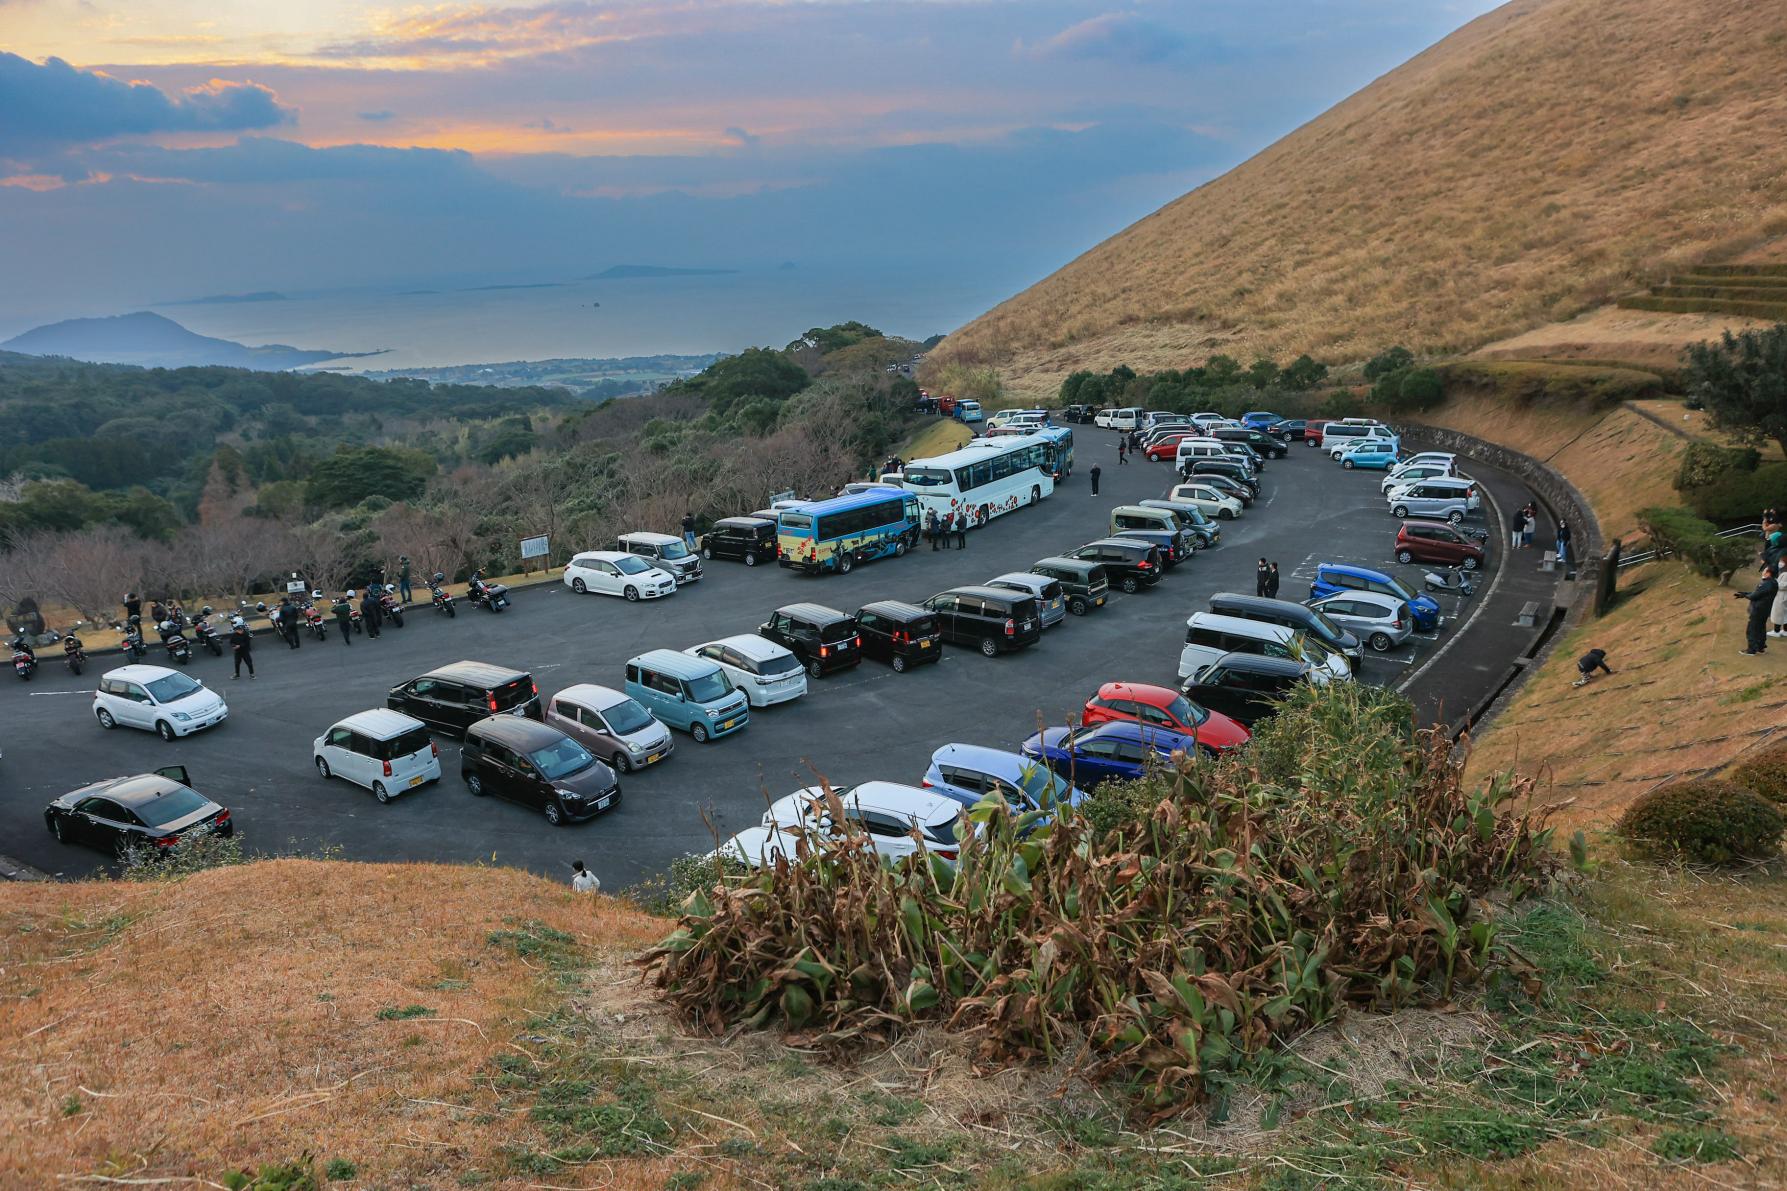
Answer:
[
  {"left": 1059, "top": 370, "right": 1095, "bottom": 405},
  {"left": 1281, "top": 354, "right": 1329, "bottom": 391},
  {"left": 1246, "top": 359, "right": 1281, "bottom": 390},
  {"left": 1684, "top": 325, "right": 1787, "bottom": 458},
  {"left": 1364, "top": 346, "right": 1415, "bottom": 381},
  {"left": 1202, "top": 355, "right": 1244, "bottom": 387},
  {"left": 304, "top": 446, "right": 436, "bottom": 510}
]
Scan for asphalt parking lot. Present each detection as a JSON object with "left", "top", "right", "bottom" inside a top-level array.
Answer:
[{"left": 1, "top": 426, "right": 1519, "bottom": 887}]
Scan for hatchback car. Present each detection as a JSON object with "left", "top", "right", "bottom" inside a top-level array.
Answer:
[
  {"left": 1272, "top": 418, "right": 1306, "bottom": 442},
  {"left": 1143, "top": 433, "right": 1198, "bottom": 462},
  {"left": 1307, "top": 590, "right": 1414, "bottom": 652},
  {"left": 1066, "top": 539, "right": 1163, "bottom": 593},
  {"left": 1137, "top": 499, "right": 1222, "bottom": 548},
  {"left": 922, "top": 743, "right": 1085, "bottom": 813},
  {"left": 854, "top": 600, "right": 944, "bottom": 671},
  {"left": 44, "top": 765, "right": 232, "bottom": 857},
  {"left": 546, "top": 683, "right": 674, "bottom": 772},
  {"left": 462, "top": 716, "right": 620, "bottom": 825},
  {"left": 1213, "top": 427, "right": 1288, "bottom": 459},
  {"left": 94, "top": 665, "right": 228, "bottom": 741},
  {"left": 389, "top": 661, "right": 541, "bottom": 736},
  {"left": 923, "top": 586, "right": 1042, "bottom": 656},
  {"left": 760, "top": 781, "right": 970, "bottom": 861},
  {"left": 759, "top": 603, "right": 862, "bottom": 678},
  {"left": 1113, "top": 527, "right": 1190, "bottom": 569},
  {"left": 1380, "top": 462, "right": 1456, "bottom": 493},
  {"left": 1396, "top": 521, "right": 1485, "bottom": 569},
  {"left": 1187, "top": 459, "right": 1260, "bottom": 496},
  {"left": 1309, "top": 564, "right": 1441, "bottom": 631},
  {"left": 313, "top": 708, "right": 441, "bottom": 802},
  {"left": 1329, "top": 437, "right": 1396, "bottom": 463},
  {"left": 984, "top": 573, "right": 1066, "bottom": 628},
  {"left": 1021, "top": 720, "right": 1197, "bottom": 788},
  {"left": 1080, "top": 681, "right": 1250, "bottom": 755},
  {"left": 699, "top": 516, "right": 778, "bottom": 566},
  {"left": 563, "top": 551, "right": 678, "bottom": 601},
  {"left": 625, "top": 649, "right": 749, "bottom": 742},
  {"left": 1165, "top": 482, "right": 1243, "bottom": 520},
  {"left": 617, "top": 530, "right": 702, "bottom": 583},
  {"left": 685, "top": 635, "right": 807, "bottom": 707},
  {"left": 1189, "top": 472, "right": 1254, "bottom": 507},
  {"left": 1337, "top": 443, "right": 1400, "bottom": 470},
  {"left": 1180, "top": 654, "right": 1323, "bottom": 728}
]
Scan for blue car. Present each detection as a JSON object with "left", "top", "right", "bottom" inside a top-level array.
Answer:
[
  {"left": 923, "top": 743, "right": 1086, "bottom": 813},
  {"left": 1242, "top": 411, "right": 1284, "bottom": 430},
  {"left": 1337, "top": 443, "right": 1400, "bottom": 470},
  {"left": 1020, "top": 720, "right": 1196, "bottom": 788},
  {"left": 1309, "top": 563, "right": 1440, "bottom": 631}
]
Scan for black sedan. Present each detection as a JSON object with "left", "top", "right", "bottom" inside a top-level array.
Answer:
[{"left": 44, "top": 765, "right": 233, "bottom": 858}]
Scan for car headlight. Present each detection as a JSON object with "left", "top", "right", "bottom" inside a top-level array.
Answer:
[
  {"left": 705, "top": 708, "right": 721, "bottom": 718},
  {"left": 628, "top": 740, "right": 649, "bottom": 753},
  {"left": 172, "top": 711, "right": 191, "bottom": 721},
  {"left": 554, "top": 787, "right": 582, "bottom": 801}
]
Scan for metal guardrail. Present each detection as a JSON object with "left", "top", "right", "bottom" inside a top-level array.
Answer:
[{"left": 1618, "top": 522, "right": 1764, "bottom": 568}]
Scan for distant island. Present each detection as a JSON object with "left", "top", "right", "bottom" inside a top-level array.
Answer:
[
  {"left": 463, "top": 282, "right": 568, "bottom": 291},
  {"left": 0, "top": 311, "right": 382, "bottom": 371},
  {"left": 163, "top": 291, "right": 289, "bottom": 306},
  {"left": 586, "top": 265, "right": 739, "bottom": 280},
  {"left": 359, "top": 352, "right": 723, "bottom": 397}
]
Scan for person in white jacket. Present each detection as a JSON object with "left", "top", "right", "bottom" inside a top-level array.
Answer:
[{"left": 570, "top": 860, "right": 601, "bottom": 893}]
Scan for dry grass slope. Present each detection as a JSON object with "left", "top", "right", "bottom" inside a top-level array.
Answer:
[{"left": 934, "top": 0, "right": 1787, "bottom": 389}]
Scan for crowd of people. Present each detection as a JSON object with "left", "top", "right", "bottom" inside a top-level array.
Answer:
[{"left": 1736, "top": 508, "right": 1784, "bottom": 658}]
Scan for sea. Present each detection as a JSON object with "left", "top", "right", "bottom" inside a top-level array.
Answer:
[{"left": 43, "top": 265, "right": 1025, "bottom": 372}]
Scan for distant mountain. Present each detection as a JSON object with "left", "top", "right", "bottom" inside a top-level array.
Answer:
[
  {"left": 586, "top": 265, "right": 739, "bottom": 279},
  {"left": 163, "top": 291, "right": 288, "bottom": 306},
  {"left": 0, "top": 312, "right": 380, "bottom": 371}
]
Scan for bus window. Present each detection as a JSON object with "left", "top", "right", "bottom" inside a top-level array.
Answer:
[
  {"left": 779, "top": 513, "right": 813, "bottom": 531},
  {"left": 903, "top": 468, "right": 951, "bottom": 487}
]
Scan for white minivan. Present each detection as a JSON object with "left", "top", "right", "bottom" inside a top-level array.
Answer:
[
  {"left": 1177, "top": 613, "right": 1354, "bottom": 682},
  {"left": 1095, "top": 406, "right": 1144, "bottom": 431},
  {"left": 94, "top": 665, "right": 228, "bottom": 741},
  {"left": 1173, "top": 438, "right": 1233, "bottom": 468},
  {"left": 313, "top": 709, "right": 441, "bottom": 803}
]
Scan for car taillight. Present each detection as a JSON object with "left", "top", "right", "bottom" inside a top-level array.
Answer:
[
  {"left": 531, "top": 681, "right": 539, "bottom": 695},
  {"left": 1393, "top": 617, "right": 1403, "bottom": 629},
  {"left": 383, "top": 759, "right": 394, "bottom": 777},
  {"left": 214, "top": 809, "right": 230, "bottom": 825},
  {"left": 430, "top": 741, "right": 439, "bottom": 757},
  {"left": 487, "top": 694, "right": 499, "bottom": 712},
  {"left": 1004, "top": 618, "right": 1016, "bottom": 636},
  {"left": 155, "top": 834, "right": 181, "bottom": 848},
  {"left": 921, "top": 777, "right": 933, "bottom": 787},
  {"left": 935, "top": 849, "right": 958, "bottom": 861},
  {"left": 819, "top": 645, "right": 830, "bottom": 658},
  {"left": 853, "top": 635, "right": 860, "bottom": 647},
  {"left": 893, "top": 630, "right": 907, "bottom": 643},
  {"left": 1138, "top": 561, "right": 1153, "bottom": 570}
]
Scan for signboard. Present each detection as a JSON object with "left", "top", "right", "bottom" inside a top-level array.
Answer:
[
  {"left": 519, "top": 534, "right": 551, "bottom": 560},
  {"left": 286, "top": 579, "right": 309, "bottom": 595}
]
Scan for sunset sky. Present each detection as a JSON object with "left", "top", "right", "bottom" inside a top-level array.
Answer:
[{"left": 1, "top": 1, "right": 1500, "bottom": 326}]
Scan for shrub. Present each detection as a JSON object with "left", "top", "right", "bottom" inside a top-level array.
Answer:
[
  {"left": 1616, "top": 779, "right": 1784, "bottom": 865},
  {"left": 1674, "top": 441, "right": 1760, "bottom": 492},
  {"left": 1636, "top": 506, "right": 1756, "bottom": 581},
  {"left": 1397, "top": 368, "right": 1445, "bottom": 411},
  {"left": 120, "top": 830, "right": 247, "bottom": 881},
  {"left": 1363, "top": 346, "right": 1415, "bottom": 381},
  {"left": 1728, "top": 744, "right": 1787, "bottom": 807},
  {"left": 1322, "top": 390, "right": 1364, "bottom": 419},
  {"left": 1682, "top": 461, "right": 1787, "bottom": 525}
]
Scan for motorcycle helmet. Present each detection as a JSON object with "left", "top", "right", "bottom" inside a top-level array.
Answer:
[
  {"left": 201, "top": 605, "right": 214, "bottom": 616},
  {"left": 312, "top": 590, "right": 323, "bottom": 600},
  {"left": 256, "top": 601, "right": 268, "bottom": 613},
  {"left": 432, "top": 572, "right": 445, "bottom": 584},
  {"left": 230, "top": 615, "right": 246, "bottom": 629},
  {"left": 386, "top": 584, "right": 396, "bottom": 593},
  {"left": 346, "top": 589, "right": 356, "bottom": 599},
  {"left": 128, "top": 613, "right": 141, "bottom": 625},
  {"left": 159, "top": 620, "right": 173, "bottom": 633}
]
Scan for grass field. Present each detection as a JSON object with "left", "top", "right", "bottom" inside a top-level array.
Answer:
[{"left": 931, "top": 0, "right": 1787, "bottom": 390}]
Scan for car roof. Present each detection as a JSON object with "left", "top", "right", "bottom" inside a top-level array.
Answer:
[
  {"left": 1318, "top": 562, "right": 1390, "bottom": 581},
  {"left": 705, "top": 634, "right": 792, "bottom": 661},
  {"left": 1083, "top": 537, "right": 1152, "bottom": 552},
  {"left": 768, "top": 782, "right": 958, "bottom": 826},
  {"left": 1095, "top": 681, "right": 1181, "bottom": 705},
  {"left": 572, "top": 550, "right": 635, "bottom": 563},
  {"left": 1186, "top": 612, "right": 1297, "bottom": 640},
  {"left": 772, "top": 602, "right": 851, "bottom": 625},
  {"left": 1033, "top": 555, "right": 1098, "bottom": 571},
  {"left": 1402, "top": 519, "right": 1467, "bottom": 532},
  {"left": 334, "top": 708, "right": 426, "bottom": 738},
  {"left": 1209, "top": 592, "right": 1313, "bottom": 619},
  {"left": 1201, "top": 652, "right": 1311, "bottom": 677},
  {"left": 101, "top": 664, "right": 180, "bottom": 682},
  {"left": 101, "top": 773, "right": 199, "bottom": 807},
  {"left": 631, "top": 648, "right": 718, "bottom": 679},
  {"left": 618, "top": 530, "right": 679, "bottom": 544},
  {"left": 1081, "top": 719, "right": 1191, "bottom": 745},
  {"left": 936, "top": 585, "right": 1033, "bottom": 602},
  {"left": 714, "top": 515, "right": 774, "bottom": 529},
  {"left": 552, "top": 682, "right": 629, "bottom": 711},
  {"left": 1111, "top": 504, "right": 1171, "bottom": 515},
  {"left": 466, "top": 716, "right": 567, "bottom": 749},
  {"left": 419, "top": 660, "right": 530, "bottom": 686},
  {"left": 1315, "top": 588, "right": 1405, "bottom": 610},
  {"left": 858, "top": 599, "right": 930, "bottom": 620},
  {"left": 930, "top": 743, "right": 1039, "bottom": 778},
  {"left": 987, "top": 572, "right": 1047, "bottom": 589}
]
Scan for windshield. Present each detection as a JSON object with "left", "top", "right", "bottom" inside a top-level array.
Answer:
[
  {"left": 1382, "top": 577, "right": 1418, "bottom": 602},
  {"left": 603, "top": 698, "right": 654, "bottom": 736},
  {"left": 686, "top": 670, "right": 735, "bottom": 703},
  {"left": 660, "top": 541, "right": 691, "bottom": 560},
  {"left": 758, "top": 653, "right": 801, "bottom": 676},
  {"left": 1307, "top": 608, "right": 1345, "bottom": 640},
  {"left": 1015, "top": 763, "right": 1072, "bottom": 803},
  {"left": 138, "top": 786, "right": 210, "bottom": 827},
  {"left": 902, "top": 467, "right": 951, "bottom": 488},
  {"left": 145, "top": 673, "right": 202, "bottom": 703},
  {"left": 615, "top": 556, "right": 654, "bottom": 575},
  {"left": 1164, "top": 694, "right": 1210, "bottom": 727},
  {"left": 530, "top": 738, "right": 596, "bottom": 782}
]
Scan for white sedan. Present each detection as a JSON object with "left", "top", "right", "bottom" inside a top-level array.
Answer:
[
  {"left": 684, "top": 635, "right": 808, "bottom": 708},
  {"left": 562, "top": 551, "right": 677, "bottom": 601}
]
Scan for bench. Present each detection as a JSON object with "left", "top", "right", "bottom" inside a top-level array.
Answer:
[
  {"left": 1517, "top": 600, "right": 1541, "bottom": 628},
  {"left": 1540, "top": 550, "right": 1558, "bottom": 572}
]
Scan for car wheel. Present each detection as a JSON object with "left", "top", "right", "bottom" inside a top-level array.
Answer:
[
  {"left": 691, "top": 721, "right": 710, "bottom": 743},
  {"left": 744, "top": 552, "right": 758, "bottom": 567},
  {"left": 373, "top": 781, "right": 391, "bottom": 804},
  {"left": 891, "top": 654, "right": 907, "bottom": 673},
  {"left": 1462, "top": 556, "right": 1480, "bottom": 571},
  {"left": 702, "top": 546, "right": 714, "bottom": 560},
  {"left": 96, "top": 708, "right": 116, "bottom": 730},
  {"left": 156, "top": 720, "right": 176, "bottom": 742},
  {"left": 612, "top": 752, "right": 631, "bottom": 774},
  {"left": 1342, "top": 459, "right": 1355, "bottom": 469},
  {"left": 466, "top": 773, "right": 485, "bottom": 796},
  {"left": 1393, "top": 505, "right": 1409, "bottom": 518},
  {"left": 1370, "top": 632, "right": 1394, "bottom": 652},
  {"left": 1448, "top": 511, "right": 1464, "bottom": 525},
  {"left": 572, "top": 577, "right": 587, "bottom": 594},
  {"left": 1121, "top": 576, "right": 1139, "bottom": 594},
  {"left": 806, "top": 659, "right": 823, "bottom": 679},
  {"left": 1397, "top": 549, "right": 1414, "bottom": 564},
  {"left": 838, "top": 553, "right": 854, "bottom": 575},
  {"left": 315, "top": 756, "right": 332, "bottom": 780},
  {"left": 544, "top": 801, "right": 564, "bottom": 826},
  {"left": 624, "top": 586, "right": 639, "bottom": 602},
  {"left": 1219, "top": 508, "right": 1235, "bottom": 520},
  {"left": 979, "top": 638, "right": 999, "bottom": 658},
  {"left": 1069, "top": 596, "right": 1089, "bottom": 615}
]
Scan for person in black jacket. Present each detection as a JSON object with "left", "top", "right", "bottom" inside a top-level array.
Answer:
[
  {"left": 1265, "top": 562, "right": 1280, "bottom": 599},
  {"left": 229, "top": 620, "right": 255, "bottom": 678},
  {"left": 1572, "top": 648, "right": 1613, "bottom": 687},
  {"left": 122, "top": 592, "right": 141, "bottom": 624},
  {"left": 1255, "top": 558, "right": 1270, "bottom": 597},
  {"left": 360, "top": 586, "right": 383, "bottom": 639},
  {"left": 332, "top": 593, "right": 354, "bottom": 646},
  {"left": 276, "top": 595, "right": 301, "bottom": 649},
  {"left": 1736, "top": 563, "right": 1779, "bottom": 657}
]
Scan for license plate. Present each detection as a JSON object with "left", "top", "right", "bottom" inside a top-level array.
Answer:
[
  {"left": 721, "top": 719, "right": 737, "bottom": 730},
  {"left": 1023, "top": 621, "right": 1034, "bottom": 629},
  {"left": 510, "top": 706, "right": 527, "bottom": 716},
  {"left": 1095, "top": 596, "right": 1107, "bottom": 606},
  {"left": 408, "top": 775, "right": 423, "bottom": 787},
  {"left": 646, "top": 752, "right": 662, "bottom": 765},
  {"left": 919, "top": 640, "right": 932, "bottom": 649},
  {"left": 596, "top": 796, "right": 611, "bottom": 811}
]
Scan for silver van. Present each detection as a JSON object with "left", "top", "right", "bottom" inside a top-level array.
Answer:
[
  {"left": 1386, "top": 477, "right": 1479, "bottom": 524},
  {"left": 1178, "top": 613, "right": 1354, "bottom": 683}
]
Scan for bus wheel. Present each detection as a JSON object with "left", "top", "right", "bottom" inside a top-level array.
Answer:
[
  {"left": 1030, "top": 486, "right": 1040, "bottom": 506},
  {"left": 893, "top": 539, "right": 907, "bottom": 557},
  {"left": 838, "top": 553, "right": 854, "bottom": 575}
]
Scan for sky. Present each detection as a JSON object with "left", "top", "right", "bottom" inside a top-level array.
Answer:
[{"left": 0, "top": 0, "right": 1504, "bottom": 331}]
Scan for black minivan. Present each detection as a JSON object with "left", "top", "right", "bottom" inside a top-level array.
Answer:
[
  {"left": 461, "top": 716, "right": 619, "bottom": 825},
  {"left": 1030, "top": 556, "right": 1109, "bottom": 615},
  {"left": 389, "top": 661, "right": 541, "bottom": 736},
  {"left": 923, "top": 586, "right": 1042, "bottom": 657},
  {"left": 855, "top": 600, "right": 943, "bottom": 672},
  {"left": 1180, "top": 653, "right": 1318, "bottom": 728},
  {"left": 701, "top": 516, "right": 778, "bottom": 566},
  {"left": 1213, "top": 426, "right": 1288, "bottom": 459},
  {"left": 760, "top": 603, "right": 861, "bottom": 678},
  {"left": 1066, "top": 538, "right": 1163, "bottom": 593},
  {"left": 1207, "top": 592, "right": 1365, "bottom": 667}
]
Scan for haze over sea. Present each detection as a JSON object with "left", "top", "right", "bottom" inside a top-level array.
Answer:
[{"left": 0, "top": 265, "right": 1013, "bottom": 372}]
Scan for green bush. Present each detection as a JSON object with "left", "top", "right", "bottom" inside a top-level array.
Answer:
[
  {"left": 120, "top": 830, "right": 248, "bottom": 881},
  {"left": 1636, "top": 506, "right": 1756, "bottom": 581},
  {"left": 1681, "top": 462, "right": 1787, "bottom": 525},
  {"left": 1674, "top": 441, "right": 1760, "bottom": 491},
  {"left": 1376, "top": 367, "right": 1444, "bottom": 413},
  {"left": 1363, "top": 346, "right": 1414, "bottom": 381},
  {"left": 1616, "top": 779, "right": 1784, "bottom": 865},
  {"left": 1728, "top": 744, "right": 1787, "bottom": 807}
]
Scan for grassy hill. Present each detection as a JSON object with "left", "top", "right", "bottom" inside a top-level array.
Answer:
[{"left": 932, "top": 0, "right": 1787, "bottom": 394}]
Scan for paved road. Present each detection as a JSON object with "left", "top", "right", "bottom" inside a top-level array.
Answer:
[{"left": 0, "top": 428, "right": 1525, "bottom": 887}]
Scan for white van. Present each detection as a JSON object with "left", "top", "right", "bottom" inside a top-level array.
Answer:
[
  {"left": 1178, "top": 613, "right": 1354, "bottom": 683},
  {"left": 1321, "top": 423, "right": 1398, "bottom": 455},
  {"left": 312, "top": 708, "right": 441, "bottom": 803},
  {"left": 1173, "top": 438, "right": 1233, "bottom": 468},
  {"left": 1095, "top": 406, "right": 1144, "bottom": 431}
]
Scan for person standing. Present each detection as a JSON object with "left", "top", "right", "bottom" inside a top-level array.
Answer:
[
  {"left": 1255, "top": 558, "right": 1270, "bottom": 597},
  {"left": 1117, "top": 441, "right": 1128, "bottom": 465},
  {"left": 1522, "top": 503, "right": 1538, "bottom": 548},
  {"left": 229, "top": 619, "right": 255, "bottom": 679},
  {"left": 681, "top": 513, "right": 697, "bottom": 551},
  {"left": 954, "top": 512, "right": 967, "bottom": 550},
  {"left": 570, "top": 860, "right": 601, "bottom": 893},
  {"left": 1555, "top": 520, "right": 1571, "bottom": 566},
  {"left": 1265, "top": 562, "right": 1281, "bottom": 599},
  {"left": 360, "top": 587, "right": 383, "bottom": 639},
  {"left": 1509, "top": 507, "right": 1525, "bottom": 551},
  {"left": 924, "top": 509, "right": 938, "bottom": 550},
  {"left": 1736, "top": 563, "right": 1778, "bottom": 656},
  {"left": 397, "top": 555, "right": 413, "bottom": 605},
  {"left": 332, "top": 592, "right": 353, "bottom": 646},
  {"left": 277, "top": 596, "right": 302, "bottom": 649},
  {"left": 122, "top": 592, "right": 141, "bottom": 624},
  {"left": 1089, "top": 464, "right": 1101, "bottom": 495}
]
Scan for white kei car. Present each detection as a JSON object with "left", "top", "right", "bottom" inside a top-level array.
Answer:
[{"left": 93, "top": 665, "right": 228, "bottom": 741}]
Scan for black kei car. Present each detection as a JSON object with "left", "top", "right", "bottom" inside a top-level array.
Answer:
[
  {"left": 44, "top": 765, "right": 232, "bottom": 858},
  {"left": 1062, "top": 404, "right": 1097, "bottom": 424},
  {"left": 922, "top": 586, "right": 1042, "bottom": 657},
  {"left": 700, "top": 516, "right": 779, "bottom": 566},
  {"left": 1066, "top": 539, "right": 1164, "bottom": 593},
  {"left": 462, "top": 716, "right": 620, "bottom": 826},
  {"left": 854, "top": 600, "right": 944, "bottom": 672},
  {"left": 1179, "top": 653, "right": 1319, "bottom": 728},
  {"left": 389, "top": 660, "right": 541, "bottom": 736},
  {"left": 759, "top": 603, "right": 862, "bottom": 678},
  {"left": 1030, "top": 556, "right": 1110, "bottom": 615}
]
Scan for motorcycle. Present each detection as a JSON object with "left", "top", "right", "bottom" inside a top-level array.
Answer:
[
  {"left": 378, "top": 585, "right": 406, "bottom": 629},
  {"left": 429, "top": 579, "right": 457, "bottom": 619},
  {"left": 159, "top": 623, "right": 193, "bottom": 666},
  {"left": 63, "top": 635, "right": 86, "bottom": 676},
  {"left": 121, "top": 622, "right": 148, "bottom": 661},
  {"left": 192, "top": 614, "right": 224, "bottom": 657},
  {"left": 1423, "top": 567, "right": 1477, "bottom": 599},
  {"left": 11, "top": 645, "right": 35, "bottom": 682},
  {"left": 348, "top": 605, "right": 365, "bottom": 635},
  {"left": 468, "top": 579, "right": 510, "bottom": 613},
  {"left": 303, "top": 600, "right": 329, "bottom": 642}
]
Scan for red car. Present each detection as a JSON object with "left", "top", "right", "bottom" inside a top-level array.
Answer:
[
  {"left": 1080, "top": 681, "right": 1250, "bottom": 754},
  {"left": 1143, "top": 434, "right": 1196, "bottom": 462},
  {"left": 1304, "top": 418, "right": 1331, "bottom": 447},
  {"left": 1395, "top": 521, "right": 1485, "bottom": 570}
]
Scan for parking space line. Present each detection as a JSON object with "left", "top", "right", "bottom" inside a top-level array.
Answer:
[{"left": 1397, "top": 483, "right": 1508, "bottom": 695}]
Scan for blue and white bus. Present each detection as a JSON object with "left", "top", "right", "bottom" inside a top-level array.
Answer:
[
  {"left": 1035, "top": 426, "right": 1074, "bottom": 480},
  {"left": 894, "top": 434, "right": 1056, "bottom": 528},
  {"left": 776, "top": 490, "right": 922, "bottom": 575}
]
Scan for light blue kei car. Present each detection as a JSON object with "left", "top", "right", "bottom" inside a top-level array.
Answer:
[{"left": 1337, "top": 442, "right": 1401, "bottom": 470}]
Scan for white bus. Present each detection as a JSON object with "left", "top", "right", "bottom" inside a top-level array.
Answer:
[{"left": 893, "top": 434, "right": 1056, "bottom": 527}]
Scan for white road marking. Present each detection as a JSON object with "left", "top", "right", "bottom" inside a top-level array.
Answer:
[
  {"left": 1397, "top": 484, "right": 1510, "bottom": 695},
  {"left": 27, "top": 689, "right": 95, "bottom": 696}
]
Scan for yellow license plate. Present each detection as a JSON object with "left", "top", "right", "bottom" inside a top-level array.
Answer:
[
  {"left": 1096, "top": 596, "right": 1107, "bottom": 606},
  {"left": 919, "top": 640, "right": 932, "bottom": 649},
  {"left": 407, "top": 775, "right": 423, "bottom": 787},
  {"left": 721, "top": 719, "right": 737, "bottom": 730},
  {"left": 646, "top": 752, "right": 662, "bottom": 765}
]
